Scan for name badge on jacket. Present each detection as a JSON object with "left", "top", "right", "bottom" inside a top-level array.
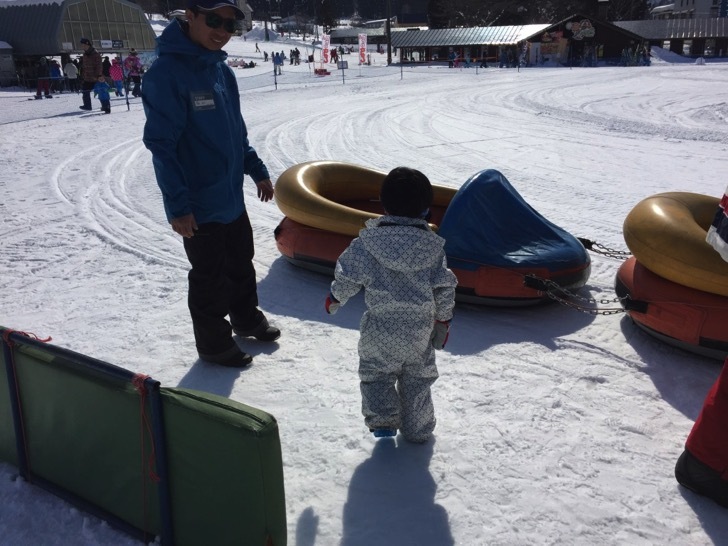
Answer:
[{"left": 191, "top": 92, "right": 215, "bottom": 111}]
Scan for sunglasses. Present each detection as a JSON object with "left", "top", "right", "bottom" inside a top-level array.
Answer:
[{"left": 202, "top": 12, "right": 243, "bottom": 33}]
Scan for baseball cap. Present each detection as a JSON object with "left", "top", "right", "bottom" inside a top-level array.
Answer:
[
  {"left": 187, "top": 0, "right": 245, "bottom": 19},
  {"left": 80, "top": 37, "right": 91, "bottom": 45}
]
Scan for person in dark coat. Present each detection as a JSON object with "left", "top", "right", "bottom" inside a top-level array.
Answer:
[
  {"left": 79, "top": 38, "right": 102, "bottom": 110},
  {"left": 34, "top": 57, "right": 52, "bottom": 98},
  {"left": 102, "top": 56, "right": 111, "bottom": 78}
]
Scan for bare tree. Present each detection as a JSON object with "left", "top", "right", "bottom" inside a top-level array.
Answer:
[{"left": 606, "top": 0, "right": 650, "bottom": 21}]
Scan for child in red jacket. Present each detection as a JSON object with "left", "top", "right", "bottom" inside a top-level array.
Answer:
[{"left": 109, "top": 57, "right": 125, "bottom": 97}]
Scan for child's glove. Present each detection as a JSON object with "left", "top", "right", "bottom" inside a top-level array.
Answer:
[
  {"left": 325, "top": 293, "right": 340, "bottom": 315},
  {"left": 431, "top": 320, "right": 451, "bottom": 350}
]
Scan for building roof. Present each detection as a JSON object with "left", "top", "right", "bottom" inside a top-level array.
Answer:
[
  {"left": 534, "top": 13, "right": 646, "bottom": 43},
  {"left": 615, "top": 17, "right": 728, "bottom": 40},
  {"left": 0, "top": 0, "right": 157, "bottom": 56},
  {"left": 390, "top": 24, "right": 550, "bottom": 48},
  {"left": 330, "top": 27, "right": 390, "bottom": 40},
  {"left": 0, "top": 1, "right": 66, "bottom": 53}
]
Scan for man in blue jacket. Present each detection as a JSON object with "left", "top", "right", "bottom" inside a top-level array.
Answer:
[{"left": 142, "top": 0, "right": 280, "bottom": 368}]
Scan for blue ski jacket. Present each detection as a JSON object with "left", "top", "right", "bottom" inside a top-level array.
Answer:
[{"left": 142, "top": 20, "right": 269, "bottom": 224}]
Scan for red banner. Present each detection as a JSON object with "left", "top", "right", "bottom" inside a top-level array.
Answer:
[
  {"left": 358, "top": 34, "right": 367, "bottom": 64},
  {"left": 322, "top": 34, "right": 330, "bottom": 64}
]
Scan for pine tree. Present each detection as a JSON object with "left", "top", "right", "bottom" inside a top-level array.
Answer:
[{"left": 427, "top": 0, "right": 450, "bottom": 28}]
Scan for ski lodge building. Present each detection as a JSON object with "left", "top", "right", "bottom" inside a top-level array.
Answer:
[
  {"left": 332, "top": 13, "right": 728, "bottom": 67},
  {"left": 0, "top": 0, "right": 157, "bottom": 85}
]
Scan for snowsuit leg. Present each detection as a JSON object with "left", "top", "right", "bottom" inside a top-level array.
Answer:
[
  {"left": 398, "top": 357, "right": 438, "bottom": 443},
  {"left": 360, "top": 374, "right": 400, "bottom": 431},
  {"left": 358, "top": 313, "right": 438, "bottom": 440}
]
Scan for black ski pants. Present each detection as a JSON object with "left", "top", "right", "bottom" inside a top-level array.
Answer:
[{"left": 182, "top": 212, "right": 259, "bottom": 356}]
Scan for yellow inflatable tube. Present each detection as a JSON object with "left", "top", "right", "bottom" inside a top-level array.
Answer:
[
  {"left": 623, "top": 192, "right": 728, "bottom": 297},
  {"left": 274, "top": 161, "right": 457, "bottom": 237}
]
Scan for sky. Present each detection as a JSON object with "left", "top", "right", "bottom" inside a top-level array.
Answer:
[{"left": 1, "top": 23, "right": 728, "bottom": 546}]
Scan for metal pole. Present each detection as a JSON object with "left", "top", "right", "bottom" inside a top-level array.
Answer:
[
  {"left": 2, "top": 337, "right": 29, "bottom": 479},
  {"left": 386, "top": 0, "right": 392, "bottom": 65},
  {"left": 146, "top": 378, "right": 174, "bottom": 546}
]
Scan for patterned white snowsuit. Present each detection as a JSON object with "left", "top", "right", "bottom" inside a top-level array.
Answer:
[{"left": 331, "top": 216, "right": 457, "bottom": 442}]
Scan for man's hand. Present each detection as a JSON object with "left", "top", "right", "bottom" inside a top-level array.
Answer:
[
  {"left": 256, "top": 179, "right": 274, "bottom": 202},
  {"left": 171, "top": 213, "right": 198, "bottom": 238}
]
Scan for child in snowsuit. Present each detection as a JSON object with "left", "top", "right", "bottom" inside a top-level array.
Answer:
[
  {"left": 93, "top": 76, "right": 111, "bottom": 113},
  {"left": 325, "top": 167, "right": 457, "bottom": 443},
  {"left": 109, "top": 57, "right": 125, "bottom": 97},
  {"left": 124, "top": 49, "right": 143, "bottom": 97}
]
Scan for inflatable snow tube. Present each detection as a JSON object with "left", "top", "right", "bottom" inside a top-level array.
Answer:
[
  {"left": 623, "top": 192, "right": 728, "bottom": 297},
  {"left": 274, "top": 164, "right": 591, "bottom": 306},
  {"left": 615, "top": 256, "right": 728, "bottom": 360},
  {"left": 274, "top": 160, "right": 454, "bottom": 237}
]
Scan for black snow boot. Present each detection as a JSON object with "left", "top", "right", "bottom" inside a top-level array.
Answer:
[{"left": 675, "top": 449, "right": 728, "bottom": 508}]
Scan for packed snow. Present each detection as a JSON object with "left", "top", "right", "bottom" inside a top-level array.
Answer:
[{"left": 1, "top": 28, "right": 728, "bottom": 545}]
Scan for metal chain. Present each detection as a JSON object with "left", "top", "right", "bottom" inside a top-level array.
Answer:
[
  {"left": 577, "top": 237, "right": 632, "bottom": 259},
  {"left": 526, "top": 275, "right": 629, "bottom": 315}
]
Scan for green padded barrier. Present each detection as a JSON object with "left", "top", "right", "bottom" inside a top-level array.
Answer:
[
  {"left": 7, "top": 342, "right": 162, "bottom": 534},
  {"left": 161, "top": 388, "right": 287, "bottom": 546},
  {"left": 0, "top": 332, "right": 287, "bottom": 546}
]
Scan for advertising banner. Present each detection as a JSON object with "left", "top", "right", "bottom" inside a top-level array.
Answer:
[
  {"left": 322, "top": 34, "right": 330, "bottom": 64},
  {"left": 358, "top": 33, "right": 367, "bottom": 64}
]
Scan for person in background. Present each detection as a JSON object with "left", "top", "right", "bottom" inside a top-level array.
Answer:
[
  {"left": 123, "top": 48, "right": 143, "bottom": 97},
  {"left": 79, "top": 38, "right": 102, "bottom": 111},
  {"left": 325, "top": 167, "right": 458, "bottom": 442},
  {"left": 273, "top": 51, "right": 282, "bottom": 74},
  {"left": 109, "top": 57, "right": 125, "bottom": 97},
  {"left": 63, "top": 59, "right": 79, "bottom": 93},
  {"left": 142, "top": 0, "right": 280, "bottom": 368},
  {"left": 49, "top": 59, "right": 63, "bottom": 93},
  {"left": 102, "top": 56, "right": 111, "bottom": 80},
  {"left": 34, "top": 57, "right": 52, "bottom": 99},
  {"left": 93, "top": 75, "right": 111, "bottom": 114}
]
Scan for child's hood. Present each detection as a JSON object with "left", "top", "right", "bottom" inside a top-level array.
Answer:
[{"left": 359, "top": 216, "right": 446, "bottom": 272}]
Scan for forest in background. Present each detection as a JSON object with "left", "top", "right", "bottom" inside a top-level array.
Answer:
[{"left": 135, "top": 0, "right": 650, "bottom": 29}]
